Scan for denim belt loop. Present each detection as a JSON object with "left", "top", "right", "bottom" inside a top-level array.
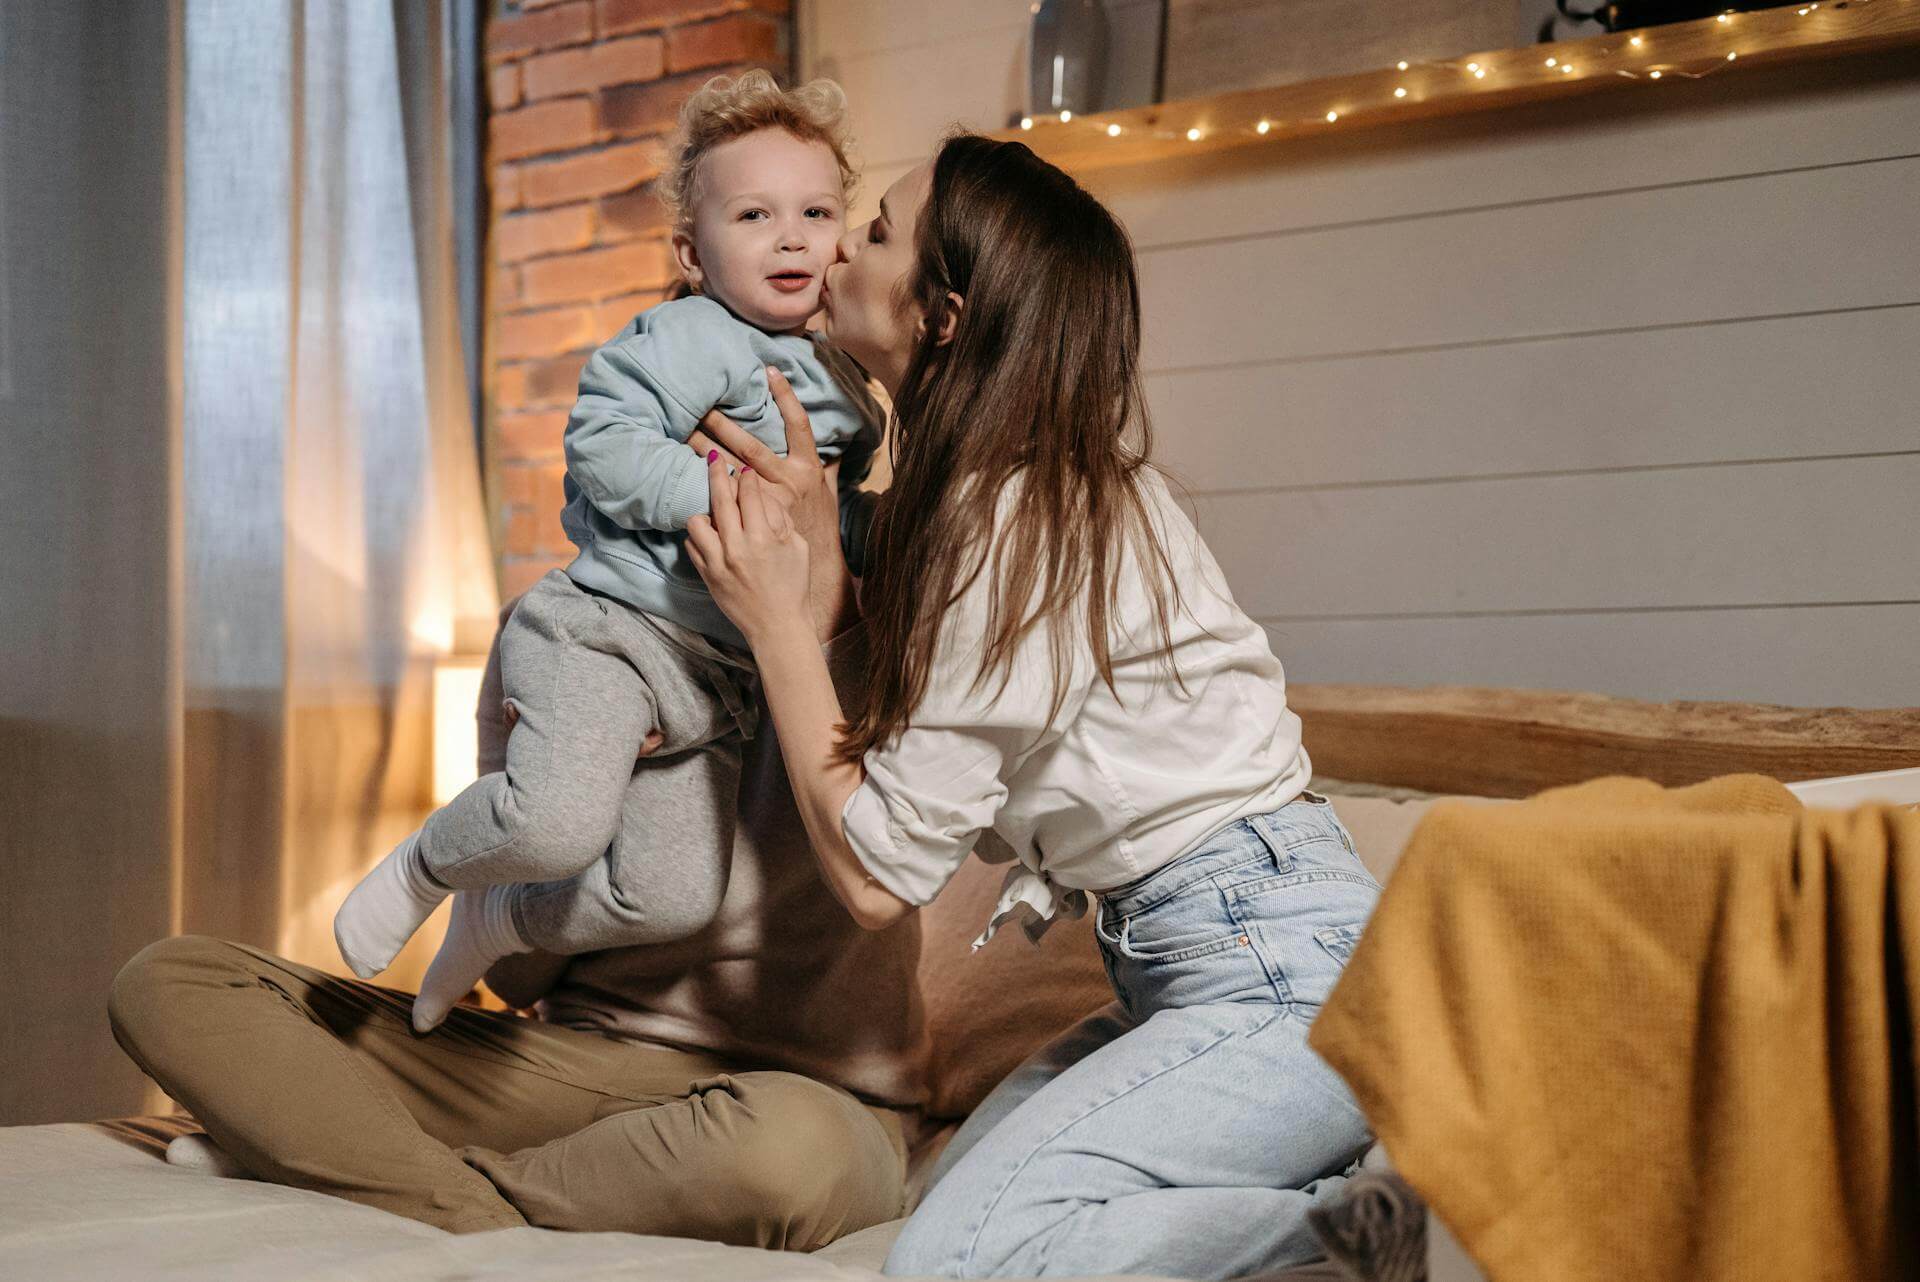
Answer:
[{"left": 1244, "top": 812, "right": 1294, "bottom": 874}]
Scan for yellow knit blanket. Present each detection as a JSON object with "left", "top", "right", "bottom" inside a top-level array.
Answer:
[{"left": 1310, "top": 774, "right": 1920, "bottom": 1281}]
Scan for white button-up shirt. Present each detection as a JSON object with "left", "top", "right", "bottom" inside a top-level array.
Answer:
[{"left": 840, "top": 470, "right": 1311, "bottom": 948}]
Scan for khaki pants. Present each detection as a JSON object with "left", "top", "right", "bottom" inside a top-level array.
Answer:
[{"left": 107, "top": 935, "right": 907, "bottom": 1245}]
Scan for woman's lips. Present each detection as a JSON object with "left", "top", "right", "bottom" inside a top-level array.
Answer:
[{"left": 767, "top": 273, "right": 814, "bottom": 294}]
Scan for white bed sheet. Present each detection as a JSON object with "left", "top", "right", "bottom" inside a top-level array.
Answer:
[{"left": 0, "top": 1122, "right": 1177, "bottom": 1282}]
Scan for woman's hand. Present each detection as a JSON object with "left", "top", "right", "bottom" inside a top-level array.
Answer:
[
  {"left": 696, "top": 369, "right": 839, "bottom": 553},
  {"left": 683, "top": 427, "right": 741, "bottom": 471},
  {"left": 686, "top": 454, "right": 813, "bottom": 648},
  {"left": 695, "top": 367, "right": 857, "bottom": 640}
]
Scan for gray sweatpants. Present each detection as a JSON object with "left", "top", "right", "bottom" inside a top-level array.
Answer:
[{"left": 419, "top": 571, "right": 758, "bottom": 954}]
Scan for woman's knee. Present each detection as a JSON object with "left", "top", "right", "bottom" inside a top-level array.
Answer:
[{"left": 883, "top": 1148, "right": 1062, "bottom": 1278}]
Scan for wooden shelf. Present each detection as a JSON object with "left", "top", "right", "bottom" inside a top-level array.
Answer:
[{"left": 994, "top": 0, "right": 1920, "bottom": 173}]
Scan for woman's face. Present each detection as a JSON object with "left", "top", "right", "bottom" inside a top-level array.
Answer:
[{"left": 821, "top": 163, "right": 932, "bottom": 395}]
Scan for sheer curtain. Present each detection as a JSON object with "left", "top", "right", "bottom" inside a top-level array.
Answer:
[
  {"left": 0, "top": 0, "right": 495, "bottom": 1124},
  {"left": 182, "top": 0, "right": 495, "bottom": 985}
]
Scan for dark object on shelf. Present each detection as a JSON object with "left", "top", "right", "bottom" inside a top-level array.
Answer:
[
  {"left": 1029, "top": 0, "right": 1111, "bottom": 116},
  {"left": 1600, "top": 1, "right": 1804, "bottom": 32}
]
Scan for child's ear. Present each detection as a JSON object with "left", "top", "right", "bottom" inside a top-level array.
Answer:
[{"left": 671, "top": 228, "right": 703, "bottom": 293}]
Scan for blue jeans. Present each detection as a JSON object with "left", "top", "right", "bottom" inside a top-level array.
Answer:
[{"left": 884, "top": 793, "right": 1381, "bottom": 1279}]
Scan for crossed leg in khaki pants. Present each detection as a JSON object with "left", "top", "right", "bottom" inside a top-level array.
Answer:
[{"left": 107, "top": 935, "right": 907, "bottom": 1245}]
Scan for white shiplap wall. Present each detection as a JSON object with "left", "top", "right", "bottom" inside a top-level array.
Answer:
[{"left": 798, "top": 2, "right": 1920, "bottom": 707}]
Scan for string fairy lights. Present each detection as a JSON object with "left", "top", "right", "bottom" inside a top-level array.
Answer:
[{"left": 1008, "top": 0, "right": 1901, "bottom": 154}]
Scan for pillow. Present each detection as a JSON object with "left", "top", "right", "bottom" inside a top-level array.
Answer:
[
  {"left": 1326, "top": 793, "right": 1443, "bottom": 885},
  {"left": 912, "top": 791, "right": 1467, "bottom": 1118}
]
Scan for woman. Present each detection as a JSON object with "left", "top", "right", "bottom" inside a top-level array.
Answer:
[{"left": 688, "top": 132, "right": 1381, "bottom": 1280}]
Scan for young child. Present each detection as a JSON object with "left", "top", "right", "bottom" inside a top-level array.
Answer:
[{"left": 332, "top": 71, "right": 883, "bottom": 1029}]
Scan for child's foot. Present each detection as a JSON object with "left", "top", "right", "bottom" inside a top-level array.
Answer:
[
  {"left": 333, "top": 830, "right": 447, "bottom": 979},
  {"left": 411, "top": 885, "right": 532, "bottom": 1033},
  {"left": 166, "top": 1133, "right": 253, "bottom": 1180}
]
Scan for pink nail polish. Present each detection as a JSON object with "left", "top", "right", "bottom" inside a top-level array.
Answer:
[
  {"left": 707, "top": 450, "right": 718, "bottom": 463},
  {"left": 742, "top": 465, "right": 752, "bottom": 474}
]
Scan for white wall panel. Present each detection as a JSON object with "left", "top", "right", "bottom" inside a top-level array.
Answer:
[
  {"left": 799, "top": 5, "right": 1920, "bottom": 706},
  {"left": 1149, "top": 305, "right": 1920, "bottom": 491},
  {"left": 1138, "top": 157, "right": 1920, "bottom": 371},
  {"left": 1198, "top": 455, "right": 1920, "bottom": 618},
  {"left": 1265, "top": 605, "right": 1920, "bottom": 708}
]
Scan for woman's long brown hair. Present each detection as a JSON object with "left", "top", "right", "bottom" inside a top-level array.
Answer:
[{"left": 835, "top": 133, "right": 1186, "bottom": 765}]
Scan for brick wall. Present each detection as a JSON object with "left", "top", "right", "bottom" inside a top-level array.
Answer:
[{"left": 485, "top": 0, "right": 790, "bottom": 598}]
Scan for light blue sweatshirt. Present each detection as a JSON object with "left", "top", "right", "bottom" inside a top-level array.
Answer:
[{"left": 560, "top": 295, "right": 884, "bottom": 649}]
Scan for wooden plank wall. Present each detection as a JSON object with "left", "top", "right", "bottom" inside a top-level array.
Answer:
[{"left": 797, "top": 2, "right": 1920, "bottom": 707}]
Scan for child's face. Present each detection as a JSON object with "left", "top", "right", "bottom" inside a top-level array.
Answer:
[{"left": 674, "top": 129, "right": 845, "bottom": 334}]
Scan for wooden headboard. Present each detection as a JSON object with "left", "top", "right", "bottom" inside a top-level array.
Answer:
[{"left": 1292, "top": 684, "right": 1920, "bottom": 800}]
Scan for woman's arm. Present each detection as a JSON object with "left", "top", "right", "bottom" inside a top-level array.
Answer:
[
  {"left": 688, "top": 383, "right": 913, "bottom": 930},
  {"left": 748, "top": 612, "right": 912, "bottom": 930}
]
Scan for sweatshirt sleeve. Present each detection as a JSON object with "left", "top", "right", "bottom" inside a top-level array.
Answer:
[
  {"left": 839, "top": 518, "right": 1094, "bottom": 905},
  {"left": 564, "top": 304, "right": 747, "bottom": 532}
]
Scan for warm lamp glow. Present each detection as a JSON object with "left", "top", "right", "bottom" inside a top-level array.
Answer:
[{"left": 433, "top": 655, "right": 489, "bottom": 806}]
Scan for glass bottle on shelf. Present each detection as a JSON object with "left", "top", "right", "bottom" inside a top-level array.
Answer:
[{"left": 1028, "top": 0, "right": 1109, "bottom": 118}]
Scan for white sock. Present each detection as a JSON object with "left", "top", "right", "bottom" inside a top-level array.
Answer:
[
  {"left": 332, "top": 829, "right": 447, "bottom": 979},
  {"left": 411, "top": 885, "right": 531, "bottom": 1034},
  {"left": 166, "top": 1134, "right": 253, "bottom": 1180}
]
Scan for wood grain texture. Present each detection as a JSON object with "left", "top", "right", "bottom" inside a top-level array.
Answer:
[
  {"left": 1086, "top": 47, "right": 1920, "bottom": 252},
  {"left": 1002, "top": 0, "right": 1920, "bottom": 173},
  {"left": 1292, "top": 683, "right": 1920, "bottom": 796}
]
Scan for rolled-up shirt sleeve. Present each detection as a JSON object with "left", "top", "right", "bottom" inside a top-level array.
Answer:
[
  {"left": 841, "top": 729, "right": 1010, "bottom": 905},
  {"left": 839, "top": 535, "right": 1093, "bottom": 906}
]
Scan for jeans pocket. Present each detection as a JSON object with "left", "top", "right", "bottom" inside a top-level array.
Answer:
[
  {"left": 1313, "top": 923, "right": 1364, "bottom": 966},
  {"left": 1099, "top": 891, "right": 1245, "bottom": 964},
  {"left": 1234, "top": 862, "right": 1379, "bottom": 1012}
]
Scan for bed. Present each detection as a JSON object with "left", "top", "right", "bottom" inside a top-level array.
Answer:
[{"left": 5, "top": 684, "right": 1916, "bottom": 1282}]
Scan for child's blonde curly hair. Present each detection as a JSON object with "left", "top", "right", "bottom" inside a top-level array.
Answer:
[{"left": 658, "top": 70, "right": 858, "bottom": 232}]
